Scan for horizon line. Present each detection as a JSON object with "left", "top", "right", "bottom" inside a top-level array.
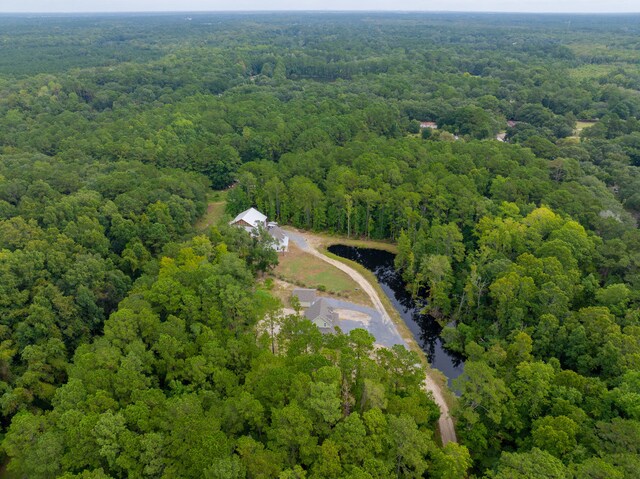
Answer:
[{"left": 1, "top": 10, "right": 639, "bottom": 15}]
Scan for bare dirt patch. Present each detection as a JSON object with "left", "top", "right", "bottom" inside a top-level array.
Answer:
[
  {"left": 268, "top": 279, "right": 298, "bottom": 307},
  {"left": 334, "top": 308, "right": 371, "bottom": 324}
]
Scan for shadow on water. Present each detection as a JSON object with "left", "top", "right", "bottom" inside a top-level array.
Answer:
[{"left": 328, "top": 244, "right": 465, "bottom": 388}]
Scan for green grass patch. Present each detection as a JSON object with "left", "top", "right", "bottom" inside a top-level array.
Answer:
[
  {"left": 196, "top": 189, "right": 230, "bottom": 231},
  {"left": 567, "top": 63, "right": 618, "bottom": 81},
  {"left": 208, "top": 189, "right": 230, "bottom": 202},
  {"left": 569, "top": 120, "right": 598, "bottom": 139},
  {"left": 576, "top": 121, "right": 597, "bottom": 130},
  {"left": 274, "top": 244, "right": 371, "bottom": 306}
]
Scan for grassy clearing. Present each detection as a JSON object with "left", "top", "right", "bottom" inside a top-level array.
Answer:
[
  {"left": 321, "top": 236, "right": 398, "bottom": 254},
  {"left": 272, "top": 243, "right": 372, "bottom": 307},
  {"left": 567, "top": 63, "right": 618, "bottom": 81},
  {"left": 267, "top": 278, "right": 299, "bottom": 308},
  {"left": 570, "top": 120, "right": 598, "bottom": 139},
  {"left": 195, "top": 189, "right": 229, "bottom": 231},
  {"left": 576, "top": 120, "right": 597, "bottom": 131},
  {"left": 568, "top": 62, "right": 640, "bottom": 83}
]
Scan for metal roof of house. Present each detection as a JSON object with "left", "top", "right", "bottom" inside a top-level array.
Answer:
[{"left": 230, "top": 207, "right": 267, "bottom": 227}]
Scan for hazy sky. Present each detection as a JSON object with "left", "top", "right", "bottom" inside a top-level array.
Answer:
[{"left": 0, "top": 1, "right": 638, "bottom": 13}]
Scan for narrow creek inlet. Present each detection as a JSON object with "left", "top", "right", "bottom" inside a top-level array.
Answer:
[{"left": 328, "top": 244, "right": 465, "bottom": 388}]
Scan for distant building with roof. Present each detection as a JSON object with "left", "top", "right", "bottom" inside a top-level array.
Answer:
[
  {"left": 304, "top": 298, "right": 339, "bottom": 334},
  {"left": 292, "top": 288, "right": 317, "bottom": 308},
  {"left": 230, "top": 207, "right": 289, "bottom": 252},
  {"left": 419, "top": 121, "right": 438, "bottom": 129}
]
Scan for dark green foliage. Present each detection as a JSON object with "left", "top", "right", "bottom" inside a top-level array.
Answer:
[
  {"left": 1, "top": 11, "right": 640, "bottom": 479},
  {"left": 0, "top": 153, "right": 207, "bottom": 421},
  {"left": 3, "top": 235, "right": 442, "bottom": 478}
]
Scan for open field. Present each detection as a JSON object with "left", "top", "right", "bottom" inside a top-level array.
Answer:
[
  {"left": 267, "top": 279, "right": 298, "bottom": 307},
  {"left": 567, "top": 63, "right": 619, "bottom": 81},
  {"left": 272, "top": 243, "right": 372, "bottom": 307},
  {"left": 195, "top": 190, "right": 229, "bottom": 230},
  {"left": 576, "top": 120, "right": 597, "bottom": 131},
  {"left": 194, "top": 200, "right": 389, "bottom": 309},
  {"left": 570, "top": 120, "right": 598, "bottom": 139}
]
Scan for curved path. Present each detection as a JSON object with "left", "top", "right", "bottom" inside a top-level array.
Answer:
[{"left": 284, "top": 228, "right": 457, "bottom": 445}]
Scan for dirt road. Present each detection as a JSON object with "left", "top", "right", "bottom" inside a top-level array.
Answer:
[
  {"left": 424, "top": 375, "right": 457, "bottom": 445},
  {"left": 284, "top": 228, "right": 457, "bottom": 445}
]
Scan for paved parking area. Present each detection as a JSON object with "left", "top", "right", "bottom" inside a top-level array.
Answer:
[{"left": 323, "top": 298, "right": 407, "bottom": 348}]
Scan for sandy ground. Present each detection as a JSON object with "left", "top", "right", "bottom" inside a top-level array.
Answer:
[
  {"left": 424, "top": 375, "right": 457, "bottom": 445},
  {"left": 334, "top": 308, "right": 371, "bottom": 324},
  {"left": 270, "top": 279, "right": 298, "bottom": 306},
  {"left": 284, "top": 227, "right": 458, "bottom": 446}
]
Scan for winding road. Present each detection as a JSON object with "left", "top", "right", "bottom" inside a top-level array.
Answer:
[{"left": 284, "top": 228, "right": 457, "bottom": 445}]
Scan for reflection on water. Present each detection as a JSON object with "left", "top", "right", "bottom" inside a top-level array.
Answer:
[{"left": 328, "top": 244, "right": 465, "bottom": 387}]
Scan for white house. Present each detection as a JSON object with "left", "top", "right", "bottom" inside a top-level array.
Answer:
[
  {"left": 230, "top": 207, "right": 289, "bottom": 252},
  {"left": 230, "top": 207, "right": 267, "bottom": 233}
]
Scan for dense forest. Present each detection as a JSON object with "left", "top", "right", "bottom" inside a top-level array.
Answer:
[{"left": 1, "top": 11, "right": 640, "bottom": 479}]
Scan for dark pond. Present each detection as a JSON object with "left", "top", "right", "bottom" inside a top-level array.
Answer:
[{"left": 328, "top": 244, "right": 465, "bottom": 388}]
